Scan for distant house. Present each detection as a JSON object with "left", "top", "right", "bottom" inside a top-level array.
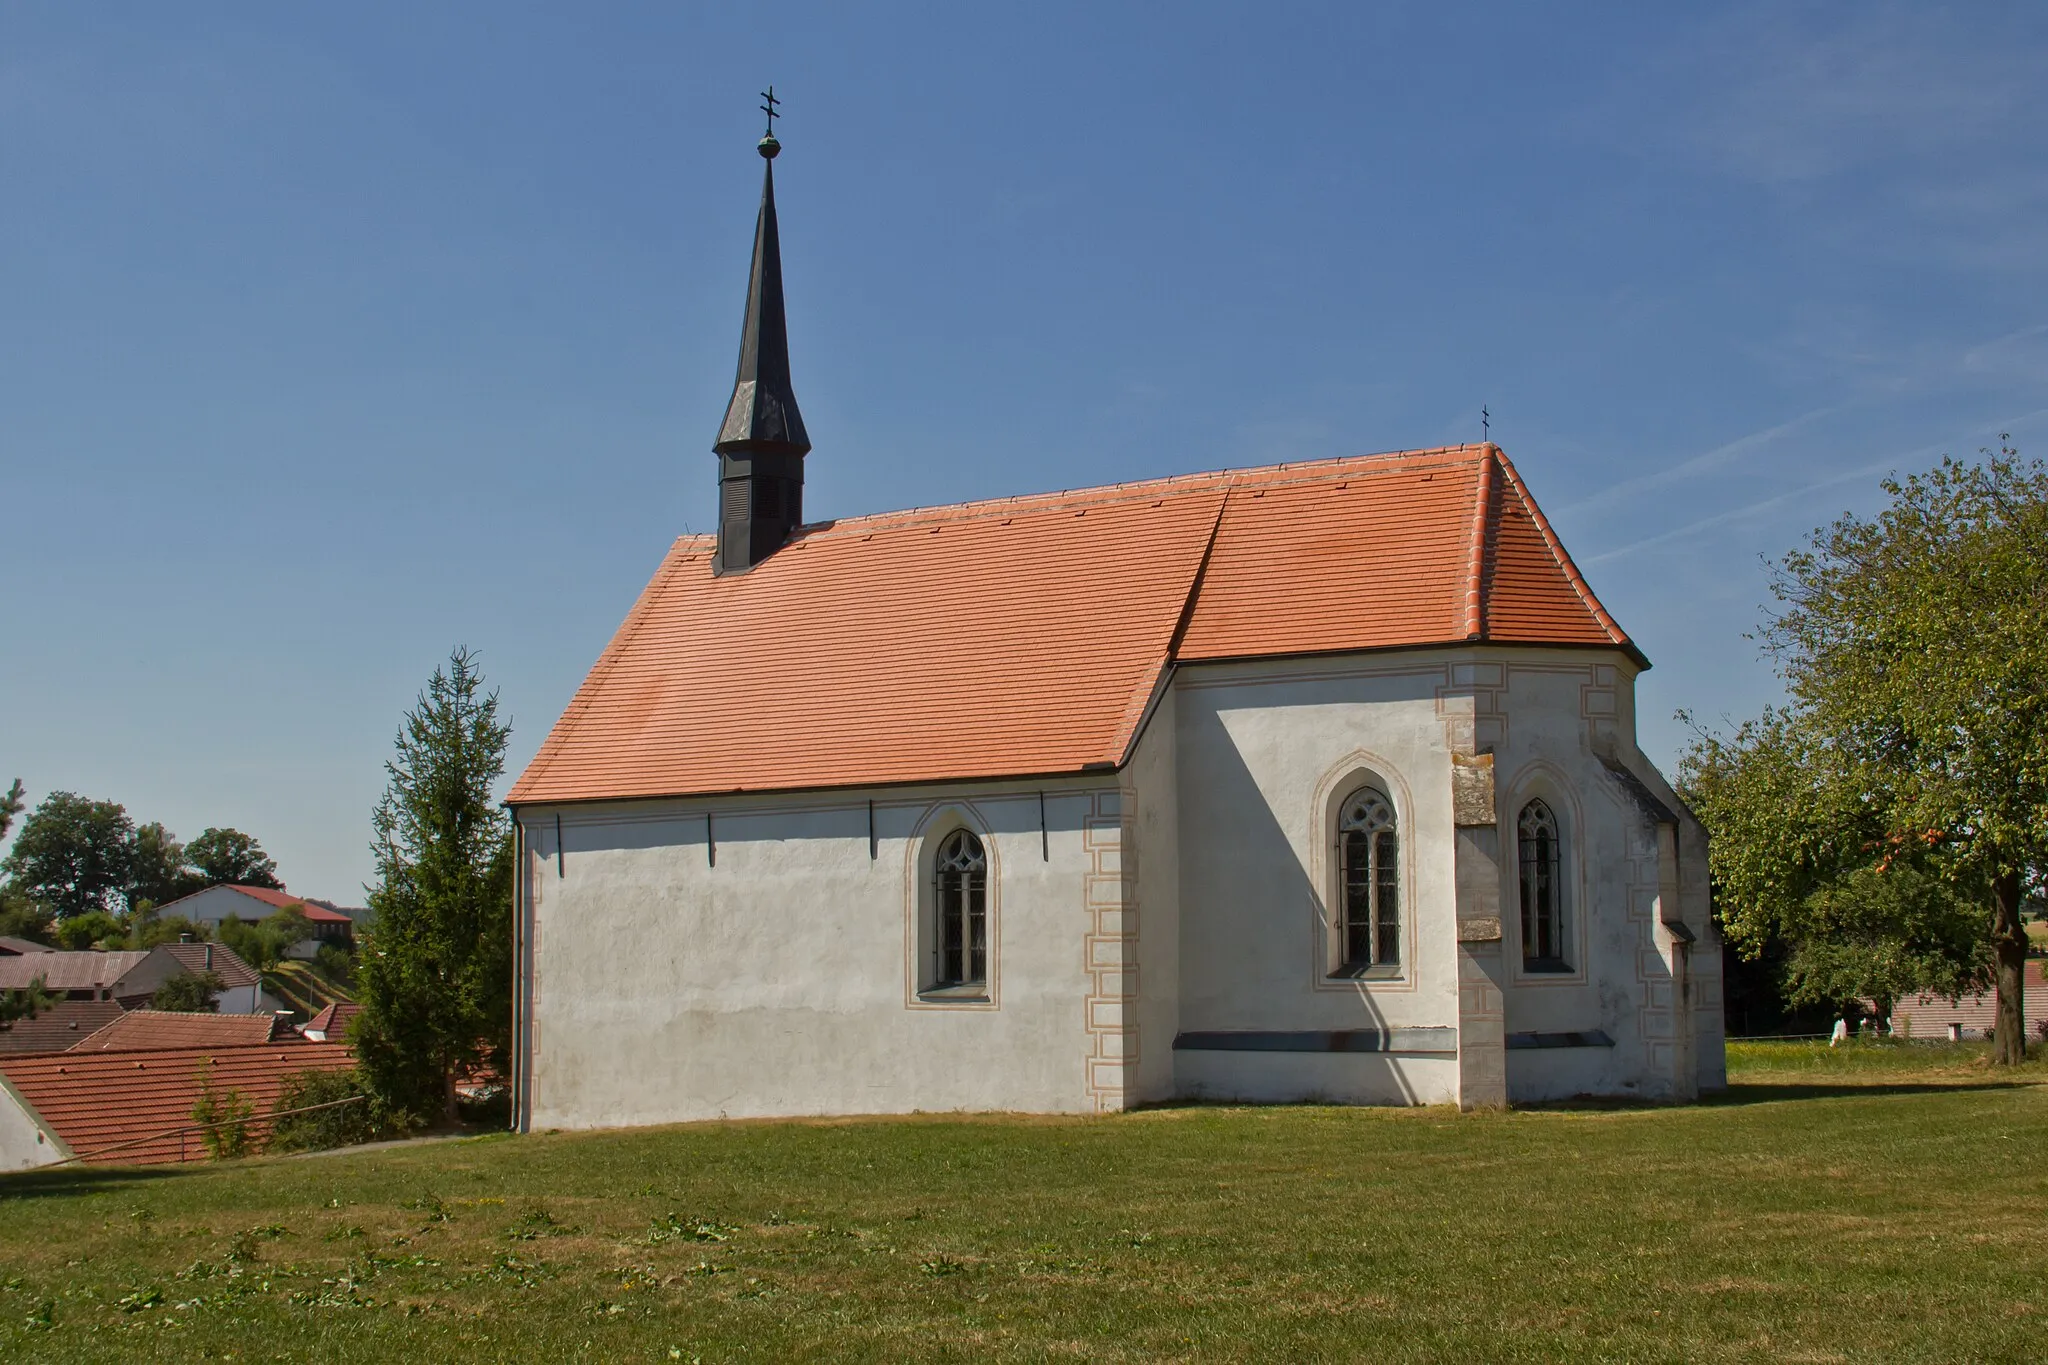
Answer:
[
  {"left": 70, "top": 1009, "right": 297, "bottom": 1052},
  {"left": 298, "top": 1001, "right": 362, "bottom": 1043},
  {"left": 0, "top": 1040, "right": 352, "bottom": 1169},
  {"left": 0, "top": 1001, "right": 125, "bottom": 1055},
  {"left": 152, "top": 884, "right": 362, "bottom": 958},
  {"left": 0, "top": 936, "right": 51, "bottom": 957},
  {"left": 0, "top": 943, "right": 265, "bottom": 1013},
  {"left": 1887, "top": 960, "right": 2048, "bottom": 1040}
]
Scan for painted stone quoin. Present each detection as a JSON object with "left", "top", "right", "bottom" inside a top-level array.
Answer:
[{"left": 505, "top": 113, "right": 1724, "bottom": 1129}]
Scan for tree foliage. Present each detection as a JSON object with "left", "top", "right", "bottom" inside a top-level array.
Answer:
[
  {"left": 53, "top": 910, "right": 127, "bottom": 951},
  {"left": 184, "top": 827, "right": 282, "bottom": 890},
  {"left": 152, "top": 970, "right": 224, "bottom": 1013},
  {"left": 353, "top": 648, "right": 514, "bottom": 1125},
  {"left": 1781, "top": 866, "right": 1987, "bottom": 1019},
  {"left": 0, "top": 976, "right": 53, "bottom": 1026},
  {"left": 190, "top": 1071, "right": 255, "bottom": 1159},
  {"left": 0, "top": 778, "right": 23, "bottom": 844},
  {"left": 1682, "top": 443, "right": 2047, "bottom": 1061},
  {"left": 268, "top": 1067, "right": 405, "bottom": 1152},
  {"left": 129, "top": 822, "right": 201, "bottom": 910},
  {"left": 1, "top": 792, "right": 136, "bottom": 918},
  {"left": 217, "top": 907, "right": 312, "bottom": 972}
]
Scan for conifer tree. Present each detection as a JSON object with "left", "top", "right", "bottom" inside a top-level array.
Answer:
[{"left": 353, "top": 648, "right": 513, "bottom": 1124}]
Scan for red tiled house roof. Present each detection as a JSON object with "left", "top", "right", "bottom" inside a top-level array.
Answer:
[
  {"left": 154, "top": 884, "right": 359, "bottom": 926},
  {"left": 511, "top": 444, "right": 1638, "bottom": 804},
  {"left": 0, "top": 1002, "right": 125, "bottom": 1055},
  {"left": 299, "top": 1002, "right": 363, "bottom": 1040},
  {"left": 0, "top": 1042, "right": 354, "bottom": 1165},
  {"left": 151, "top": 942, "right": 261, "bottom": 991},
  {"left": 71, "top": 1010, "right": 297, "bottom": 1052}
]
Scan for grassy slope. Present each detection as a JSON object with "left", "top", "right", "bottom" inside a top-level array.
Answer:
[{"left": 1, "top": 1045, "right": 2043, "bottom": 1363}]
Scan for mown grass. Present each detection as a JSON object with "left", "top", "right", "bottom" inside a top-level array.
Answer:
[{"left": 1, "top": 1044, "right": 2043, "bottom": 1363}]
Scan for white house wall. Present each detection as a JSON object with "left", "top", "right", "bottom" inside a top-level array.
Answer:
[
  {"left": 520, "top": 778, "right": 1118, "bottom": 1129},
  {"left": 0, "top": 1073, "right": 63, "bottom": 1170}
]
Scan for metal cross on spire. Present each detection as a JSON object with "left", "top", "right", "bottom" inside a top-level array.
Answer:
[{"left": 757, "top": 86, "right": 783, "bottom": 159}]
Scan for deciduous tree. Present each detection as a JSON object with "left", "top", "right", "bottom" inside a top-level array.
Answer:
[
  {"left": 151, "top": 970, "right": 224, "bottom": 1013},
  {"left": 1683, "top": 443, "right": 2047, "bottom": 1062},
  {"left": 0, "top": 793, "right": 136, "bottom": 918},
  {"left": 184, "top": 828, "right": 282, "bottom": 890},
  {"left": 353, "top": 648, "right": 513, "bottom": 1125}
]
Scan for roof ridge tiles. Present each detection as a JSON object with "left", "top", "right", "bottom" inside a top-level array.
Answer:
[
  {"left": 1462, "top": 449, "right": 1496, "bottom": 641},
  {"left": 777, "top": 444, "right": 1490, "bottom": 542}
]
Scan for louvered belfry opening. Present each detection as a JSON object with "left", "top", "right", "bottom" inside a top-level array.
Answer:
[{"left": 712, "top": 127, "right": 811, "bottom": 576}]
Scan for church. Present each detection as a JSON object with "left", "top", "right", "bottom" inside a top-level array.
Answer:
[{"left": 504, "top": 118, "right": 1725, "bottom": 1129}]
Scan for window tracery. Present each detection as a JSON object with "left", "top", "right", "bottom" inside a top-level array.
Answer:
[
  {"left": 1338, "top": 788, "right": 1400, "bottom": 973},
  {"left": 931, "top": 828, "right": 988, "bottom": 989}
]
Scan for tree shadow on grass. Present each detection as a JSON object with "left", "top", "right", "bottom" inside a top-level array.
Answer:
[
  {"left": 1703, "top": 1079, "right": 2042, "bottom": 1106},
  {"left": 0, "top": 1164, "right": 187, "bottom": 1199},
  {"left": 1519, "top": 1079, "right": 2041, "bottom": 1112}
]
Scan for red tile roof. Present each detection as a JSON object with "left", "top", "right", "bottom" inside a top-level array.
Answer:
[
  {"left": 70, "top": 1010, "right": 296, "bottom": 1052},
  {"left": 156, "top": 884, "right": 358, "bottom": 925},
  {"left": 510, "top": 444, "right": 1637, "bottom": 804},
  {"left": 218, "top": 885, "right": 356, "bottom": 924},
  {"left": 0, "top": 1041, "right": 355, "bottom": 1165},
  {"left": 0, "top": 1001, "right": 125, "bottom": 1055},
  {"left": 153, "top": 941, "right": 261, "bottom": 990},
  {"left": 299, "top": 1002, "right": 363, "bottom": 1040}
]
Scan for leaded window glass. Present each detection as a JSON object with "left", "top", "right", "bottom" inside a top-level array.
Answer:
[
  {"left": 1339, "top": 789, "right": 1400, "bottom": 972},
  {"left": 933, "top": 829, "right": 987, "bottom": 988},
  {"left": 1518, "top": 799, "right": 1567, "bottom": 968}
]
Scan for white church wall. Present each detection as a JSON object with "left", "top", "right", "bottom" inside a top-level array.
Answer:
[
  {"left": 1169, "top": 655, "right": 1466, "bottom": 1107},
  {"left": 520, "top": 778, "right": 1115, "bottom": 1130},
  {"left": 1122, "top": 685, "right": 1180, "bottom": 1107},
  {"left": 1487, "top": 655, "right": 1723, "bottom": 1102}
]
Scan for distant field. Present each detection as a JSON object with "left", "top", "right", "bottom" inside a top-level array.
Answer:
[{"left": 1, "top": 1042, "right": 2042, "bottom": 1363}]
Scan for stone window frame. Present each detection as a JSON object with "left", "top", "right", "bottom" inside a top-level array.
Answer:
[
  {"left": 1308, "top": 751, "right": 1418, "bottom": 992},
  {"left": 1502, "top": 763, "right": 1588, "bottom": 986},
  {"left": 903, "top": 801, "right": 1002, "bottom": 1010}
]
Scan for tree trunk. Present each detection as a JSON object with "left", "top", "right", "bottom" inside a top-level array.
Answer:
[
  {"left": 1989, "top": 870, "right": 2027, "bottom": 1066},
  {"left": 443, "top": 1067, "right": 460, "bottom": 1126}
]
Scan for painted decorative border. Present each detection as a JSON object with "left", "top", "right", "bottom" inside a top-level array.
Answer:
[{"left": 1083, "top": 788, "right": 1136, "bottom": 1112}]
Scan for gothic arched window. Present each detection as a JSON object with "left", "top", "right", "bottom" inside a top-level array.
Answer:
[
  {"left": 932, "top": 829, "right": 988, "bottom": 989},
  {"left": 1518, "top": 799, "right": 1568, "bottom": 969},
  {"left": 1339, "top": 788, "right": 1400, "bottom": 973}
]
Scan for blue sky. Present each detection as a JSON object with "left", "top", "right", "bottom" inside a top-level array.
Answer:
[{"left": 3, "top": 2, "right": 2044, "bottom": 901}]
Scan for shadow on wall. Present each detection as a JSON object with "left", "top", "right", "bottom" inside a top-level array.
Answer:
[{"left": 1174, "top": 700, "right": 1420, "bottom": 1105}]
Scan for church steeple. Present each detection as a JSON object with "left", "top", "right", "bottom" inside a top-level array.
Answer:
[{"left": 713, "top": 88, "right": 811, "bottom": 575}]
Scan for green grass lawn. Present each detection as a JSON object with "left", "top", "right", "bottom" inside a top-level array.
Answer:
[{"left": 2, "top": 1044, "right": 2044, "bottom": 1363}]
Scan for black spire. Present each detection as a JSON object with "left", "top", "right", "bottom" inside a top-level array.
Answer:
[{"left": 713, "top": 87, "right": 810, "bottom": 575}]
